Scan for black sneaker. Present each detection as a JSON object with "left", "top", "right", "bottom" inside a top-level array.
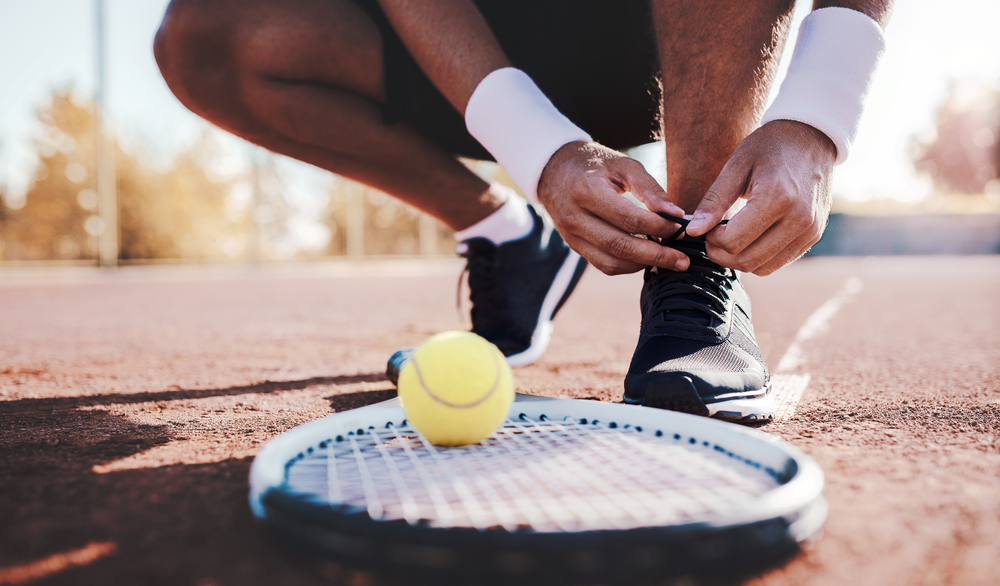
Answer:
[
  {"left": 623, "top": 217, "right": 774, "bottom": 423},
  {"left": 385, "top": 204, "right": 588, "bottom": 386}
]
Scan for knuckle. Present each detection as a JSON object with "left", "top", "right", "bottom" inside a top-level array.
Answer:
[
  {"left": 607, "top": 236, "right": 635, "bottom": 260},
  {"left": 789, "top": 212, "right": 813, "bottom": 233},
  {"left": 772, "top": 189, "right": 794, "bottom": 206},
  {"left": 702, "top": 190, "right": 725, "bottom": 208},
  {"left": 732, "top": 257, "right": 757, "bottom": 273},
  {"left": 620, "top": 212, "right": 643, "bottom": 235},
  {"left": 717, "top": 238, "right": 741, "bottom": 255},
  {"left": 808, "top": 219, "right": 827, "bottom": 241},
  {"left": 560, "top": 213, "right": 582, "bottom": 233}
]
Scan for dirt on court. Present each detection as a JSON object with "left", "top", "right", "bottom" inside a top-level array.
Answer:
[{"left": 1, "top": 256, "right": 998, "bottom": 586}]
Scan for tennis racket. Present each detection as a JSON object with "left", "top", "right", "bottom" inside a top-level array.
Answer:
[{"left": 250, "top": 394, "right": 825, "bottom": 584}]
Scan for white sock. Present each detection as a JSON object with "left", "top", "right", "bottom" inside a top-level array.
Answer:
[{"left": 453, "top": 187, "right": 534, "bottom": 245}]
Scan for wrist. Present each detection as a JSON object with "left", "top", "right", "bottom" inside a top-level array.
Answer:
[
  {"left": 536, "top": 140, "right": 588, "bottom": 207},
  {"left": 465, "top": 68, "right": 592, "bottom": 203},
  {"left": 761, "top": 7, "right": 886, "bottom": 164},
  {"left": 764, "top": 119, "right": 837, "bottom": 164}
]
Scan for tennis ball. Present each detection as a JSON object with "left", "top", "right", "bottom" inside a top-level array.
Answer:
[{"left": 398, "top": 331, "right": 514, "bottom": 446}]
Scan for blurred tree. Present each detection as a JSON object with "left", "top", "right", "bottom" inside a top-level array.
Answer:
[
  {"left": 913, "top": 80, "right": 1000, "bottom": 195},
  {"left": 0, "top": 90, "right": 97, "bottom": 260},
  {"left": 245, "top": 151, "right": 297, "bottom": 260},
  {"left": 1, "top": 89, "right": 246, "bottom": 262},
  {"left": 325, "top": 175, "right": 453, "bottom": 257},
  {"left": 0, "top": 185, "right": 9, "bottom": 259},
  {"left": 117, "top": 131, "right": 242, "bottom": 261}
]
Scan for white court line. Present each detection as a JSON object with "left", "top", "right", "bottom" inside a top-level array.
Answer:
[{"left": 770, "top": 277, "right": 863, "bottom": 422}]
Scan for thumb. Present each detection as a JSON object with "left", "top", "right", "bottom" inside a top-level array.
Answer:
[
  {"left": 686, "top": 158, "right": 750, "bottom": 237},
  {"left": 613, "top": 157, "right": 685, "bottom": 217}
]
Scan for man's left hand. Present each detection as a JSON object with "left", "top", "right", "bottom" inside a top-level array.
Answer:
[{"left": 684, "top": 119, "right": 837, "bottom": 276}]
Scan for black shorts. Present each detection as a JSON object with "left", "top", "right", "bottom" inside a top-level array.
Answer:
[{"left": 354, "top": 0, "right": 660, "bottom": 160}]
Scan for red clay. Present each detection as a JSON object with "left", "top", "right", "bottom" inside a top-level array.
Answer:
[{"left": 1, "top": 256, "right": 998, "bottom": 585}]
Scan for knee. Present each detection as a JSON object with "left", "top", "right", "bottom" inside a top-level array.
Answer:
[{"left": 154, "top": 0, "right": 232, "bottom": 110}]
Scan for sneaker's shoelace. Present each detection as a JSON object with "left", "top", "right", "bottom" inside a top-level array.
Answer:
[
  {"left": 645, "top": 213, "right": 733, "bottom": 337},
  {"left": 456, "top": 240, "right": 506, "bottom": 329}
]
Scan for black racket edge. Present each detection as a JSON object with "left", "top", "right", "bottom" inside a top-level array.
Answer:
[
  {"left": 257, "top": 487, "right": 821, "bottom": 586},
  {"left": 250, "top": 398, "right": 827, "bottom": 584}
]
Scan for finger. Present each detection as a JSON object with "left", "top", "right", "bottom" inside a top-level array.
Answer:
[
  {"left": 574, "top": 211, "right": 690, "bottom": 272},
  {"left": 705, "top": 196, "right": 782, "bottom": 257},
  {"left": 686, "top": 155, "right": 752, "bottom": 237},
  {"left": 751, "top": 227, "right": 822, "bottom": 276},
  {"left": 707, "top": 216, "right": 810, "bottom": 273},
  {"left": 609, "top": 157, "right": 685, "bottom": 217},
  {"left": 584, "top": 186, "right": 684, "bottom": 240},
  {"left": 586, "top": 213, "right": 690, "bottom": 271},
  {"left": 561, "top": 231, "right": 646, "bottom": 276},
  {"left": 708, "top": 170, "right": 815, "bottom": 255}
]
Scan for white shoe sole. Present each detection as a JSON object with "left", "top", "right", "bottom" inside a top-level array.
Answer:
[{"left": 706, "top": 385, "right": 776, "bottom": 423}]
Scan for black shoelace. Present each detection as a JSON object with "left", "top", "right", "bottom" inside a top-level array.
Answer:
[
  {"left": 645, "top": 213, "right": 733, "bottom": 337},
  {"left": 456, "top": 239, "right": 506, "bottom": 329}
]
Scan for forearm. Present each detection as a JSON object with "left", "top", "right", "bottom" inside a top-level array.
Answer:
[
  {"left": 684, "top": 0, "right": 896, "bottom": 274},
  {"left": 375, "top": 0, "right": 510, "bottom": 114}
]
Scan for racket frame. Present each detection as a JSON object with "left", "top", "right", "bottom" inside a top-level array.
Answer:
[{"left": 249, "top": 394, "right": 826, "bottom": 583}]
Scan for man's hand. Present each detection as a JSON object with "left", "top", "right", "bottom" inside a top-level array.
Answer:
[
  {"left": 685, "top": 120, "right": 837, "bottom": 276},
  {"left": 537, "top": 142, "right": 690, "bottom": 276}
]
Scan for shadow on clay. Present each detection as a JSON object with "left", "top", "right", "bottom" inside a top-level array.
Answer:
[{"left": 0, "top": 372, "right": 388, "bottom": 414}]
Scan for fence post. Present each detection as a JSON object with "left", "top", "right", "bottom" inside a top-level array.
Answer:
[
  {"left": 95, "top": 0, "right": 118, "bottom": 267},
  {"left": 346, "top": 191, "right": 364, "bottom": 258},
  {"left": 419, "top": 214, "right": 437, "bottom": 257},
  {"left": 248, "top": 145, "right": 262, "bottom": 264}
]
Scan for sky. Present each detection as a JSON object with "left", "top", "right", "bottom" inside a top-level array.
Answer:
[{"left": 1, "top": 0, "right": 999, "bottom": 216}]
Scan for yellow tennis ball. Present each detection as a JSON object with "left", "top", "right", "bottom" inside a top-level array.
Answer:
[{"left": 398, "top": 331, "right": 514, "bottom": 446}]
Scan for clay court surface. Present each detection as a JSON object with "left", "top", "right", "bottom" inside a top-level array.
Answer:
[{"left": 1, "top": 255, "right": 998, "bottom": 585}]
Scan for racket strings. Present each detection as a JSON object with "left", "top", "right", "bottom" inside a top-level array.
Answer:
[{"left": 282, "top": 416, "right": 777, "bottom": 532}]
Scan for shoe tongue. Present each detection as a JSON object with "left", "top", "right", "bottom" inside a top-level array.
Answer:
[{"left": 654, "top": 240, "right": 716, "bottom": 325}]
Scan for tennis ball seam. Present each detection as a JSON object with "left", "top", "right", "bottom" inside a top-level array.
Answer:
[{"left": 411, "top": 350, "right": 503, "bottom": 409}]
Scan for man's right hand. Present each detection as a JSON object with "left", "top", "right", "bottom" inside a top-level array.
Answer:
[{"left": 537, "top": 141, "right": 690, "bottom": 275}]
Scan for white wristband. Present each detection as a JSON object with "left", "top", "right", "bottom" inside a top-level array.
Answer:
[
  {"left": 465, "top": 68, "right": 592, "bottom": 203},
  {"left": 761, "top": 7, "right": 886, "bottom": 164}
]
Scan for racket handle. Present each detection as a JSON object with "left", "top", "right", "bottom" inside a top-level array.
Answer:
[{"left": 386, "top": 347, "right": 415, "bottom": 387}]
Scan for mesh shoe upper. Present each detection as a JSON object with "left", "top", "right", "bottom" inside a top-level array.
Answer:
[
  {"left": 458, "top": 205, "right": 587, "bottom": 362},
  {"left": 625, "top": 229, "right": 769, "bottom": 410}
]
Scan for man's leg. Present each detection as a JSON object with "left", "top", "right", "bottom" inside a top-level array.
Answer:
[
  {"left": 154, "top": 0, "right": 587, "bottom": 366},
  {"left": 154, "top": 0, "right": 500, "bottom": 230},
  {"left": 623, "top": 0, "right": 794, "bottom": 422},
  {"left": 654, "top": 0, "right": 794, "bottom": 212}
]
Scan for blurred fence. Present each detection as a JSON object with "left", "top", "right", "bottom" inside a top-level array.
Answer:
[
  {"left": 0, "top": 89, "right": 475, "bottom": 266},
  {"left": 3, "top": 89, "right": 999, "bottom": 265},
  {"left": 0, "top": 2, "right": 496, "bottom": 268},
  {"left": 809, "top": 213, "right": 1000, "bottom": 256}
]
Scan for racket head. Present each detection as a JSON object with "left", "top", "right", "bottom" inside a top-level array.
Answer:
[{"left": 250, "top": 394, "right": 825, "bottom": 584}]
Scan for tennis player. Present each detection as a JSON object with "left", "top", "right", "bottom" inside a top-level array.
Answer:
[{"left": 153, "top": 0, "right": 893, "bottom": 422}]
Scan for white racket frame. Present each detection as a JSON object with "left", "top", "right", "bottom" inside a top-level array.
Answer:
[{"left": 250, "top": 394, "right": 825, "bottom": 543}]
